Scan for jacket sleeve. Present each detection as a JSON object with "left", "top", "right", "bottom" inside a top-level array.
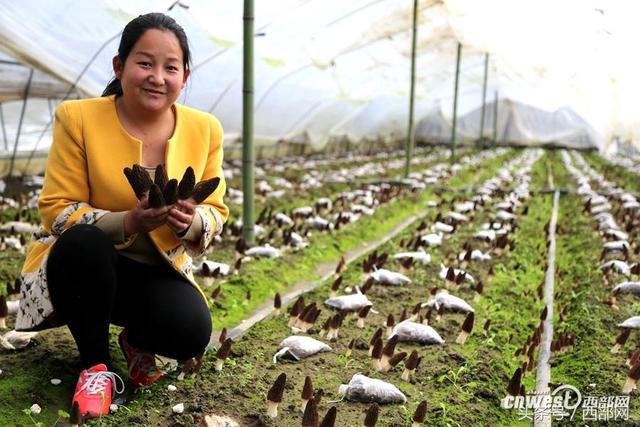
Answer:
[
  {"left": 38, "top": 102, "right": 110, "bottom": 235},
  {"left": 183, "top": 115, "right": 229, "bottom": 256}
]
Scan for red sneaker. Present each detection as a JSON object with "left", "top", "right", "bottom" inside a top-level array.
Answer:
[
  {"left": 72, "top": 363, "right": 124, "bottom": 419},
  {"left": 118, "top": 329, "right": 164, "bottom": 388}
]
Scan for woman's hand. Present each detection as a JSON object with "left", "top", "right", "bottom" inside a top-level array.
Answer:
[
  {"left": 166, "top": 199, "right": 196, "bottom": 236},
  {"left": 123, "top": 196, "right": 171, "bottom": 237}
]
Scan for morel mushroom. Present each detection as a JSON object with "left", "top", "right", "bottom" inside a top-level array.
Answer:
[
  {"left": 368, "top": 328, "right": 383, "bottom": 356},
  {"left": 70, "top": 401, "right": 83, "bottom": 426},
  {"left": 364, "top": 402, "right": 379, "bottom": 427},
  {"left": 456, "top": 312, "right": 475, "bottom": 344},
  {"left": 380, "top": 335, "right": 399, "bottom": 371},
  {"left": 215, "top": 338, "right": 233, "bottom": 371},
  {"left": 371, "top": 337, "right": 383, "bottom": 371},
  {"left": 357, "top": 305, "right": 372, "bottom": 329},
  {"left": 274, "top": 293, "right": 282, "bottom": 316},
  {"left": 154, "top": 164, "right": 168, "bottom": 190},
  {"left": 266, "top": 373, "right": 287, "bottom": 418},
  {"left": 0, "top": 296, "right": 7, "bottom": 329},
  {"left": 412, "top": 400, "right": 427, "bottom": 426},
  {"left": 319, "top": 406, "right": 337, "bottom": 427},
  {"left": 402, "top": 350, "right": 421, "bottom": 381},
  {"left": 382, "top": 352, "right": 407, "bottom": 373},
  {"left": 330, "top": 276, "right": 342, "bottom": 299},
  {"left": 177, "top": 166, "right": 195, "bottom": 199},
  {"left": 386, "top": 314, "right": 395, "bottom": 338},
  {"left": 302, "top": 396, "right": 318, "bottom": 427},
  {"left": 623, "top": 361, "right": 640, "bottom": 394},
  {"left": 612, "top": 328, "right": 631, "bottom": 354},
  {"left": 148, "top": 183, "right": 165, "bottom": 208},
  {"left": 301, "top": 376, "right": 314, "bottom": 413},
  {"left": 163, "top": 178, "right": 178, "bottom": 205},
  {"left": 192, "top": 177, "right": 221, "bottom": 204},
  {"left": 123, "top": 164, "right": 153, "bottom": 199}
]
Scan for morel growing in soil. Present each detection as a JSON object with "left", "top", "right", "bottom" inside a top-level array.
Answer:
[
  {"left": 412, "top": 400, "right": 427, "bottom": 426},
  {"left": 402, "top": 350, "right": 422, "bottom": 381},
  {"left": 0, "top": 296, "right": 7, "bottom": 329},
  {"left": 456, "top": 312, "right": 475, "bottom": 344},
  {"left": 319, "top": 406, "right": 337, "bottom": 427},
  {"left": 622, "top": 361, "right": 640, "bottom": 394},
  {"left": 612, "top": 328, "right": 631, "bottom": 354},
  {"left": 273, "top": 292, "right": 282, "bottom": 316},
  {"left": 357, "top": 305, "right": 372, "bottom": 328},
  {"left": 70, "top": 401, "right": 83, "bottom": 426},
  {"left": 368, "top": 328, "right": 383, "bottom": 356},
  {"left": 364, "top": 402, "right": 379, "bottom": 427},
  {"left": 266, "top": 373, "right": 287, "bottom": 418},
  {"left": 301, "top": 398, "right": 318, "bottom": 427},
  {"left": 215, "top": 338, "right": 233, "bottom": 371},
  {"left": 301, "top": 376, "right": 314, "bottom": 413},
  {"left": 386, "top": 314, "right": 395, "bottom": 338}
]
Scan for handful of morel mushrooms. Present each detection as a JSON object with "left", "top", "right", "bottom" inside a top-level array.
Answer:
[{"left": 123, "top": 164, "right": 220, "bottom": 207}]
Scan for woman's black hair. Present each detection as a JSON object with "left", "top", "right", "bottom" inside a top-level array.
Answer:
[{"left": 102, "top": 12, "right": 191, "bottom": 97}]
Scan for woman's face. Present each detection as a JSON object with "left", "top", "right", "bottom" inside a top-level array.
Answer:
[{"left": 113, "top": 28, "right": 189, "bottom": 114}]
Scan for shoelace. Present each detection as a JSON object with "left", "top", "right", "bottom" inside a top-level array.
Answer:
[
  {"left": 78, "top": 370, "right": 125, "bottom": 397},
  {"left": 129, "top": 352, "right": 162, "bottom": 379}
]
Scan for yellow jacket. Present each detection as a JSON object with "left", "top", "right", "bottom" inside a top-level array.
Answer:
[{"left": 16, "top": 96, "right": 229, "bottom": 331}]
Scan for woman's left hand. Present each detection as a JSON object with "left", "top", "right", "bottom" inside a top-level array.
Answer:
[{"left": 167, "top": 199, "right": 196, "bottom": 235}]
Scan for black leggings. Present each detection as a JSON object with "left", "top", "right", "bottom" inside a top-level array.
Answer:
[{"left": 47, "top": 224, "right": 212, "bottom": 370}]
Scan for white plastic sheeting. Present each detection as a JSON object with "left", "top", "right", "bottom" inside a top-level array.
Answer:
[
  {"left": 0, "top": 52, "right": 80, "bottom": 102},
  {"left": 451, "top": 99, "right": 600, "bottom": 149},
  {"left": 0, "top": 0, "right": 638, "bottom": 166}
]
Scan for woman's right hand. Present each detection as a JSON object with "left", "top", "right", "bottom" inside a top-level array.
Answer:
[{"left": 123, "top": 196, "right": 171, "bottom": 237}]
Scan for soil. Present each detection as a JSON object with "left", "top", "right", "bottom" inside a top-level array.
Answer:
[{"left": 9, "top": 149, "right": 640, "bottom": 426}]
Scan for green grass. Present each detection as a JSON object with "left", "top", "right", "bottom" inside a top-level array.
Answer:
[
  {"left": 0, "top": 149, "right": 514, "bottom": 427},
  {"left": 548, "top": 150, "right": 640, "bottom": 425},
  {"left": 585, "top": 152, "right": 640, "bottom": 193},
  {"left": 205, "top": 149, "right": 517, "bottom": 330},
  {"left": 95, "top": 149, "right": 550, "bottom": 426}
]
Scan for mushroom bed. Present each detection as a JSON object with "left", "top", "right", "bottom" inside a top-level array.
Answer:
[{"left": 1, "top": 148, "right": 640, "bottom": 426}]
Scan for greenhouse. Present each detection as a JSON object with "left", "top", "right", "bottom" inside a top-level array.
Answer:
[{"left": 1, "top": 1, "right": 640, "bottom": 426}]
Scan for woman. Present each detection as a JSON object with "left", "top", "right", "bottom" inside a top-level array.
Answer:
[{"left": 15, "top": 12, "right": 228, "bottom": 419}]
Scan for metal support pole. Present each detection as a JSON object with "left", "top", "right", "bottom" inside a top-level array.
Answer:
[
  {"left": 0, "top": 103, "right": 8, "bottom": 151},
  {"left": 493, "top": 90, "right": 498, "bottom": 147},
  {"left": 404, "top": 0, "right": 418, "bottom": 178},
  {"left": 8, "top": 68, "right": 34, "bottom": 178},
  {"left": 242, "top": 0, "right": 255, "bottom": 244},
  {"left": 450, "top": 42, "right": 462, "bottom": 163},
  {"left": 479, "top": 53, "right": 489, "bottom": 144}
]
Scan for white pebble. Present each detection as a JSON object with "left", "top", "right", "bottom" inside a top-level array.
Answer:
[
  {"left": 167, "top": 384, "right": 177, "bottom": 392},
  {"left": 50, "top": 378, "right": 61, "bottom": 385},
  {"left": 110, "top": 404, "right": 118, "bottom": 412},
  {"left": 30, "top": 404, "right": 41, "bottom": 414},
  {"left": 172, "top": 403, "right": 184, "bottom": 414}
]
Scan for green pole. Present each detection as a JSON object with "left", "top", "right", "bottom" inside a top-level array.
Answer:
[
  {"left": 8, "top": 68, "right": 34, "bottom": 178},
  {"left": 493, "top": 90, "right": 498, "bottom": 147},
  {"left": 450, "top": 42, "right": 462, "bottom": 164},
  {"left": 404, "top": 0, "right": 418, "bottom": 178},
  {"left": 0, "top": 103, "right": 8, "bottom": 151},
  {"left": 242, "top": 0, "right": 255, "bottom": 244},
  {"left": 479, "top": 52, "right": 489, "bottom": 144}
]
